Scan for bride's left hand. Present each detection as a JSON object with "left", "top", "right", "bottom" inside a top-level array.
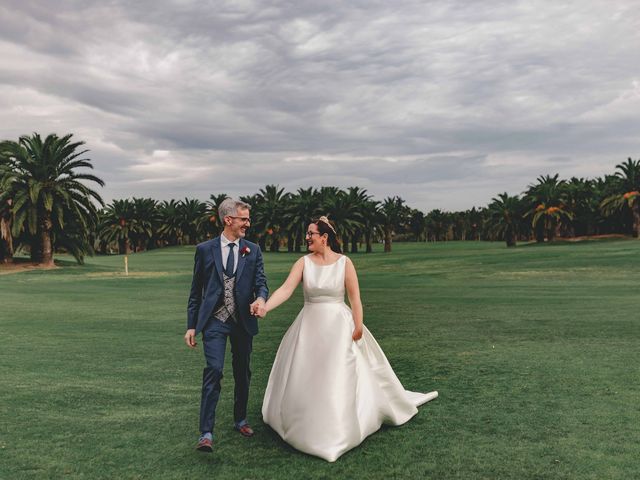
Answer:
[{"left": 352, "top": 325, "right": 363, "bottom": 341}]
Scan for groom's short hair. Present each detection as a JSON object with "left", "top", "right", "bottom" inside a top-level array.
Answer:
[{"left": 219, "top": 198, "right": 251, "bottom": 224}]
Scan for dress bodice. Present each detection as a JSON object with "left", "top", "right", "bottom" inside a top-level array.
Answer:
[{"left": 302, "top": 254, "right": 346, "bottom": 304}]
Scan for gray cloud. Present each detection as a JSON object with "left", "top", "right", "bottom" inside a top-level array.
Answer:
[{"left": 1, "top": 0, "right": 639, "bottom": 211}]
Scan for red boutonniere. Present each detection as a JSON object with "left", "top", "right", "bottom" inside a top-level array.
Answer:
[{"left": 240, "top": 246, "right": 251, "bottom": 257}]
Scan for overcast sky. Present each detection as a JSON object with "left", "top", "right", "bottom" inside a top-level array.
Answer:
[{"left": 1, "top": 0, "right": 639, "bottom": 211}]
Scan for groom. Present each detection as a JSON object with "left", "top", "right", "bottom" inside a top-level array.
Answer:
[{"left": 184, "top": 198, "right": 268, "bottom": 453}]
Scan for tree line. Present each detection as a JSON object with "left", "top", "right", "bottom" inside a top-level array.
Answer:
[{"left": 1, "top": 133, "right": 639, "bottom": 265}]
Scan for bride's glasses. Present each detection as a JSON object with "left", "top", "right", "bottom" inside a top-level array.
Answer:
[{"left": 306, "top": 231, "right": 320, "bottom": 237}]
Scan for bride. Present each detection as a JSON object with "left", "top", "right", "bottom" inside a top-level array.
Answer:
[{"left": 258, "top": 216, "right": 438, "bottom": 462}]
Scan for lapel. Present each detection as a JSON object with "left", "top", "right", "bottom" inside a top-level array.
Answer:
[
  {"left": 235, "top": 238, "right": 247, "bottom": 283},
  {"left": 211, "top": 237, "right": 224, "bottom": 283}
]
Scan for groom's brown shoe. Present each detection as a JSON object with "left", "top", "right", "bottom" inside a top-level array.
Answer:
[
  {"left": 196, "top": 437, "right": 213, "bottom": 453},
  {"left": 235, "top": 423, "right": 254, "bottom": 437}
]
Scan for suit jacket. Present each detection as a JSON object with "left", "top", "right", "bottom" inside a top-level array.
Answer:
[{"left": 187, "top": 236, "right": 268, "bottom": 336}]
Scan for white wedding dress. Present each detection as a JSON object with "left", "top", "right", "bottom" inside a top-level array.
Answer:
[{"left": 262, "top": 254, "right": 438, "bottom": 462}]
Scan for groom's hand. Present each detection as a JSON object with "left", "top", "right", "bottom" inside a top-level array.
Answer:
[
  {"left": 250, "top": 298, "right": 266, "bottom": 318},
  {"left": 184, "top": 329, "right": 197, "bottom": 348}
]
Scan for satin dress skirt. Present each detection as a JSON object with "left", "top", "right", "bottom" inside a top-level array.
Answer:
[{"left": 262, "top": 299, "right": 438, "bottom": 462}]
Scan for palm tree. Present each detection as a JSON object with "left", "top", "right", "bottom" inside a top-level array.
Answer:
[
  {"left": 524, "top": 174, "right": 572, "bottom": 242},
  {"left": 344, "top": 187, "right": 370, "bottom": 252},
  {"left": 0, "top": 196, "right": 13, "bottom": 263},
  {"left": 98, "top": 199, "right": 139, "bottom": 254},
  {"left": 593, "top": 174, "right": 627, "bottom": 235},
  {"left": 0, "top": 156, "right": 11, "bottom": 262},
  {"left": 157, "top": 199, "right": 183, "bottom": 246},
  {"left": 380, "top": 196, "right": 408, "bottom": 252},
  {"left": 239, "top": 194, "right": 263, "bottom": 246},
  {"left": 425, "top": 209, "right": 449, "bottom": 242},
  {"left": 565, "top": 177, "right": 596, "bottom": 237},
  {"left": 55, "top": 209, "right": 98, "bottom": 263},
  {"left": 280, "top": 194, "right": 297, "bottom": 252},
  {"left": 0, "top": 158, "right": 13, "bottom": 262},
  {"left": 600, "top": 158, "right": 640, "bottom": 237},
  {"left": 360, "top": 199, "right": 381, "bottom": 253},
  {"left": 527, "top": 203, "right": 574, "bottom": 242},
  {"left": 0, "top": 133, "right": 104, "bottom": 265},
  {"left": 409, "top": 209, "right": 427, "bottom": 241},
  {"left": 178, "top": 198, "right": 207, "bottom": 245},
  {"left": 204, "top": 193, "right": 228, "bottom": 239},
  {"left": 466, "top": 207, "right": 484, "bottom": 241},
  {"left": 323, "top": 189, "right": 364, "bottom": 251},
  {"left": 131, "top": 197, "right": 159, "bottom": 251},
  {"left": 486, "top": 193, "right": 524, "bottom": 247},
  {"left": 284, "top": 187, "right": 319, "bottom": 252},
  {"left": 254, "top": 185, "right": 287, "bottom": 252},
  {"left": 451, "top": 211, "right": 467, "bottom": 241},
  {"left": 317, "top": 186, "right": 342, "bottom": 211}
]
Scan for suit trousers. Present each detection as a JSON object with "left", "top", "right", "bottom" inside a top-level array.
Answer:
[{"left": 199, "top": 316, "right": 253, "bottom": 434}]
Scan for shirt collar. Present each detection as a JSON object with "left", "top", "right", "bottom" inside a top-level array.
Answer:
[{"left": 220, "top": 233, "right": 240, "bottom": 248}]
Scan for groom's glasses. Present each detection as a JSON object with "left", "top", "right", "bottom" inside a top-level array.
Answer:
[{"left": 229, "top": 216, "right": 251, "bottom": 224}]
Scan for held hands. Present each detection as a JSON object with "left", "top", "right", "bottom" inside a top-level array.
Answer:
[
  {"left": 250, "top": 298, "right": 267, "bottom": 318},
  {"left": 184, "top": 329, "right": 197, "bottom": 349}
]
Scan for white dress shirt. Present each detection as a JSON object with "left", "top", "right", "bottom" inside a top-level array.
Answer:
[{"left": 220, "top": 233, "right": 240, "bottom": 274}]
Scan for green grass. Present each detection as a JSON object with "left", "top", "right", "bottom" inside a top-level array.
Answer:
[{"left": 1, "top": 240, "right": 639, "bottom": 479}]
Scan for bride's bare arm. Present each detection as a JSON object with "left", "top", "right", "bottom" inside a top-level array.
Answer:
[
  {"left": 345, "top": 257, "right": 364, "bottom": 341},
  {"left": 264, "top": 257, "right": 305, "bottom": 314}
]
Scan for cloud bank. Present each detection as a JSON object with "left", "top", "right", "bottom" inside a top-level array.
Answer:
[{"left": 1, "top": 0, "right": 639, "bottom": 210}]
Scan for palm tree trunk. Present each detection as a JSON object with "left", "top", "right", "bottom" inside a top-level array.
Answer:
[
  {"left": 0, "top": 217, "right": 13, "bottom": 263},
  {"left": 632, "top": 202, "right": 640, "bottom": 238},
  {"left": 365, "top": 231, "right": 373, "bottom": 253},
  {"left": 119, "top": 238, "right": 131, "bottom": 255},
  {"left": 546, "top": 218, "right": 556, "bottom": 242},
  {"left": 294, "top": 231, "right": 302, "bottom": 252},
  {"left": 0, "top": 243, "right": 11, "bottom": 263},
  {"left": 270, "top": 233, "right": 280, "bottom": 252},
  {"left": 505, "top": 226, "right": 516, "bottom": 247},
  {"left": 351, "top": 233, "right": 358, "bottom": 253},
  {"left": 40, "top": 214, "right": 54, "bottom": 266},
  {"left": 384, "top": 227, "right": 392, "bottom": 253},
  {"left": 30, "top": 237, "right": 41, "bottom": 262},
  {"left": 287, "top": 233, "right": 294, "bottom": 252},
  {"left": 535, "top": 222, "right": 545, "bottom": 243}
]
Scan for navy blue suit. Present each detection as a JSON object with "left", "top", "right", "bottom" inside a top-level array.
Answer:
[{"left": 187, "top": 236, "right": 268, "bottom": 434}]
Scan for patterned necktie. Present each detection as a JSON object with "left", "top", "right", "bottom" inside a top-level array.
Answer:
[{"left": 225, "top": 243, "right": 236, "bottom": 277}]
